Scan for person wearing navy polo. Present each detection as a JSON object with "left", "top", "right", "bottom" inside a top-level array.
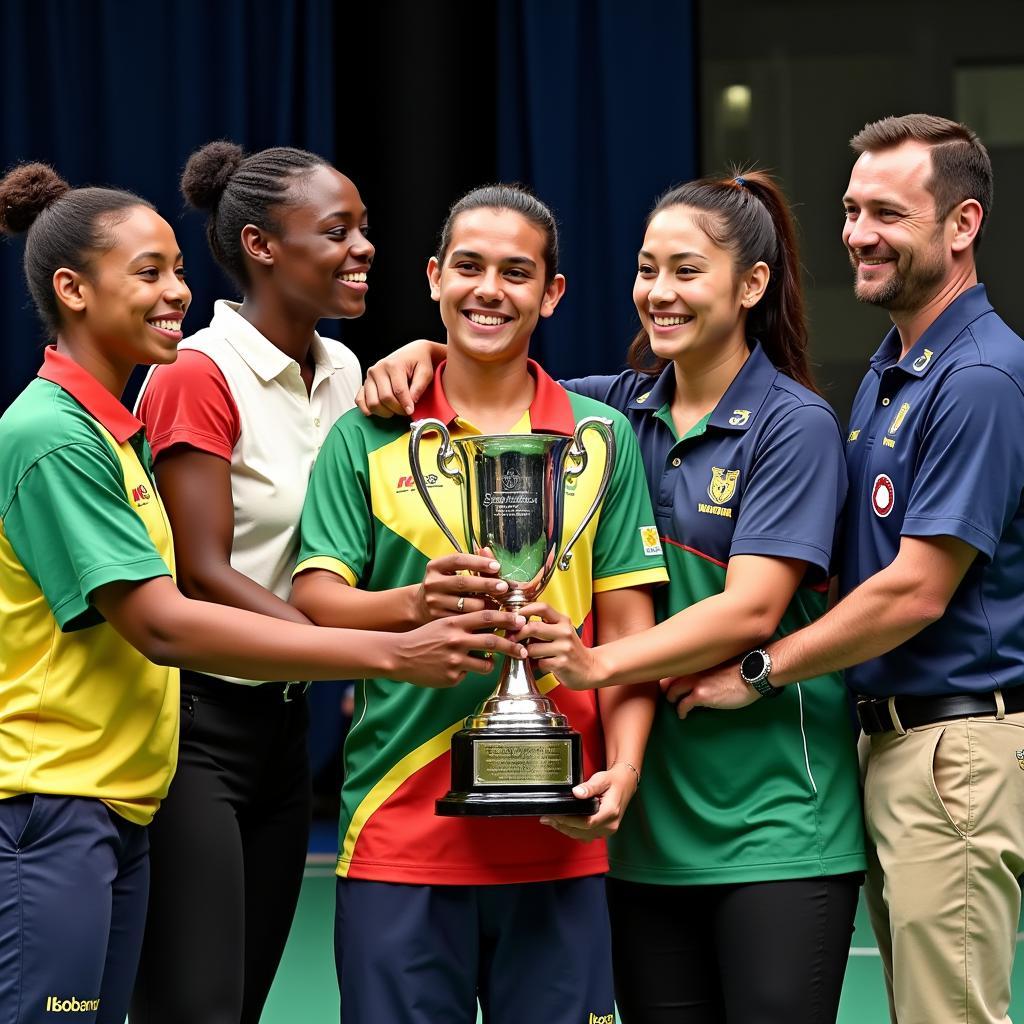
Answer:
[{"left": 680, "top": 115, "right": 1024, "bottom": 1024}]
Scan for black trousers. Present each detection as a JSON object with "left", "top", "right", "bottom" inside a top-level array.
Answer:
[
  {"left": 130, "top": 671, "right": 311, "bottom": 1024},
  {"left": 606, "top": 873, "right": 862, "bottom": 1024}
]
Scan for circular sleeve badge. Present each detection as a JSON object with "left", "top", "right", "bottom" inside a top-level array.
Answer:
[{"left": 871, "top": 474, "right": 895, "bottom": 518}]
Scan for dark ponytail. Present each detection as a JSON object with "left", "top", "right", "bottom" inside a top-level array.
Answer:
[{"left": 627, "top": 169, "right": 816, "bottom": 393}]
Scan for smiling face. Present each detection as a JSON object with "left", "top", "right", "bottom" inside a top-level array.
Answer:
[
  {"left": 633, "top": 205, "right": 763, "bottom": 366},
  {"left": 427, "top": 207, "right": 565, "bottom": 366},
  {"left": 72, "top": 205, "right": 190, "bottom": 366},
  {"left": 258, "top": 164, "right": 373, "bottom": 320},
  {"left": 842, "top": 140, "right": 951, "bottom": 313}
]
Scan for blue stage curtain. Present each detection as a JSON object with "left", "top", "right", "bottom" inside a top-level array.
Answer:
[
  {"left": 496, "top": 1, "right": 698, "bottom": 380},
  {"left": 0, "top": 0, "right": 335, "bottom": 413}
]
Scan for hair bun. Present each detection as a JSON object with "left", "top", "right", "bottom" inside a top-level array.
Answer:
[
  {"left": 181, "top": 141, "right": 245, "bottom": 211},
  {"left": 0, "top": 162, "right": 71, "bottom": 235}
]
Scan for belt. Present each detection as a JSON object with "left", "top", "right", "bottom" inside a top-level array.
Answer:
[
  {"left": 857, "top": 688, "right": 1024, "bottom": 735},
  {"left": 181, "top": 669, "right": 311, "bottom": 706}
]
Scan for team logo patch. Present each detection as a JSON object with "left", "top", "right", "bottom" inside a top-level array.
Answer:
[
  {"left": 888, "top": 402, "right": 911, "bottom": 435},
  {"left": 912, "top": 348, "right": 933, "bottom": 372},
  {"left": 728, "top": 409, "right": 750, "bottom": 426},
  {"left": 1016, "top": 750, "right": 1024, "bottom": 771},
  {"left": 847, "top": 428, "right": 861, "bottom": 443},
  {"left": 639, "top": 526, "right": 663, "bottom": 557},
  {"left": 130, "top": 483, "right": 152, "bottom": 507},
  {"left": 871, "top": 474, "right": 895, "bottom": 518},
  {"left": 708, "top": 466, "right": 739, "bottom": 505}
]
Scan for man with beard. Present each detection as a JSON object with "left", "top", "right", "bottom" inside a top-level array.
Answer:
[{"left": 671, "top": 114, "right": 1024, "bottom": 1024}]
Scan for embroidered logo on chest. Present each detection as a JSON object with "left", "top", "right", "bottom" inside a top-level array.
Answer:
[
  {"left": 397, "top": 473, "right": 438, "bottom": 493},
  {"left": 130, "top": 483, "right": 152, "bottom": 507},
  {"left": 707, "top": 466, "right": 739, "bottom": 505}
]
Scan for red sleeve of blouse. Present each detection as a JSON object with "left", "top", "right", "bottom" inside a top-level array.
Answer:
[{"left": 138, "top": 350, "right": 241, "bottom": 462}]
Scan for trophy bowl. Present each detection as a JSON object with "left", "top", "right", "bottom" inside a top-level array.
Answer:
[{"left": 408, "top": 417, "right": 615, "bottom": 817}]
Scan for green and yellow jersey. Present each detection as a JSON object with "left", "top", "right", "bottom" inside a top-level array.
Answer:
[
  {"left": 296, "top": 360, "right": 667, "bottom": 885},
  {"left": 0, "top": 347, "right": 179, "bottom": 826}
]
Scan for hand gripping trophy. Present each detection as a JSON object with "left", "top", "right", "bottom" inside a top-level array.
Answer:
[{"left": 409, "top": 417, "right": 615, "bottom": 817}]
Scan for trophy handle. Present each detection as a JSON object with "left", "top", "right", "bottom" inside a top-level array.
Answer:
[
  {"left": 409, "top": 418, "right": 465, "bottom": 554},
  {"left": 557, "top": 416, "right": 616, "bottom": 571}
]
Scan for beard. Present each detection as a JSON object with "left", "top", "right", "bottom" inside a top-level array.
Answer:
[{"left": 850, "top": 237, "right": 947, "bottom": 313}]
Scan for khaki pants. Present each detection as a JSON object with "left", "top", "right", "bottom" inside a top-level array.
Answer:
[{"left": 861, "top": 709, "right": 1024, "bottom": 1024}]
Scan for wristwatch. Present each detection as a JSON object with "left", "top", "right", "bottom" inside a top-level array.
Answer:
[{"left": 739, "top": 648, "right": 782, "bottom": 699}]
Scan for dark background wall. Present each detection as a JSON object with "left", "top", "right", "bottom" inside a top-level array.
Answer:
[
  {"left": 697, "top": 0, "right": 1024, "bottom": 420},
  {"left": 5, "top": 0, "right": 1021, "bottom": 424},
  {"left": 0, "top": 0, "right": 696, "bottom": 413}
]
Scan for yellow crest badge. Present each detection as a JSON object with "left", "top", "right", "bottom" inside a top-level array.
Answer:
[
  {"left": 888, "top": 402, "right": 911, "bottom": 435},
  {"left": 708, "top": 466, "right": 739, "bottom": 505}
]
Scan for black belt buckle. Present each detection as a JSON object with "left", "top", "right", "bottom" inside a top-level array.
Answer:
[
  {"left": 282, "top": 681, "right": 310, "bottom": 703},
  {"left": 856, "top": 698, "right": 888, "bottom": 735}
]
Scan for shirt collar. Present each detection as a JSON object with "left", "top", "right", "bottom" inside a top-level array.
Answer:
[
  {"left": 412, "top": 358, "right": 577, "bottom": 435},
  {"left": 212, "top": 300, "right": 341, "bottom": 381},
  {"left": 869, "top": 284, "right": 993, "bottom": 378},
  {"left": 707, "top": 342, "right": 778, "bottom": 431},
  {"left": 627, "top": 362, "right": 676, "bottom": 415},
  {"left": 37, "top": 346, "right": 143, "bottom": 443},
  {"left": 627, "top": 341, "right": 777, "bottom": 433}
]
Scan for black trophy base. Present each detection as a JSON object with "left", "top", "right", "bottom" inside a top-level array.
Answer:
[{"left": 435, "top": 726, "right": 599, "bottom": 818}]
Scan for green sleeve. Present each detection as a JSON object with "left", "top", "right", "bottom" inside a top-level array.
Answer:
[
  {"left": 4, "top": 442, "right": 171, "bottom": 631},
  {"left": 591, "top": 416, "right": 668, "bottom": 587},
  {"left": 296, "top": 418, "right": 374, "bottom": 585}
]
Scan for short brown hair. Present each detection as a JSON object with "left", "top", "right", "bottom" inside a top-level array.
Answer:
[{"left": 850, "top": 114, "right": 993, "bottom": 248}]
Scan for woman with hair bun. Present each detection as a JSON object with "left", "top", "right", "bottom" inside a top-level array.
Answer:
[
  {"left": 0, "top": 162, "right": 526, "bottom": 1024},
  {"left": 363, "top": 170, "right": 866, "bottom": 1023},
  {"left": 129, "top": 142, "right": 377, "bottom": 1024}
]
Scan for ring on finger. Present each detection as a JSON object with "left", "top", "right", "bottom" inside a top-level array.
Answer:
[{"left": 456, "top": 596, "right": 465, "bottom": 613}]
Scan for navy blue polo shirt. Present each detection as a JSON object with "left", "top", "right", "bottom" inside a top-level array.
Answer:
[
  {"left": 563, "top": 342, "right": 846, "bottom": 582},
  {"left": 841, "top": 284, "right": 1024, "bottom": 698},
  {"left": 562, "top": 344, "right": 865, "bottom": 885}
]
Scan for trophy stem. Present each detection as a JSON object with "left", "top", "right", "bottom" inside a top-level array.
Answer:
[{"left": 465, "top": 588, "right": 568, "bottom": 729}]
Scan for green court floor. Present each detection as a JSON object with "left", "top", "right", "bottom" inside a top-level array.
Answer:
[{"left": 262, "top": 862, "right": 1024, "bottom": 1022}]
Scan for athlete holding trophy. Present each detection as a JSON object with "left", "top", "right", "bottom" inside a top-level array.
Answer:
[{"left": 291, "top": 184, "right": 667, "bottom": 1024}]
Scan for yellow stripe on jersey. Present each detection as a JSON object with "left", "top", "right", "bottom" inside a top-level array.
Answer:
[
  {"left": 594, "top": 567, "right": 670, "bottom": 593},
  {"left": 293, "top": 555, "right": 358, "bottom": 587},
  {"left": 337, "top": 669, "right": 562, "bottom": 876},
  {"left": 337, "top": 717, "right": 464, "bottom": 875}
]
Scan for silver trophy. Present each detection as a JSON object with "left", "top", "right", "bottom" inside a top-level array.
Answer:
[{"left": 408, "top": 417, "right": 615, "bottom": 816}]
